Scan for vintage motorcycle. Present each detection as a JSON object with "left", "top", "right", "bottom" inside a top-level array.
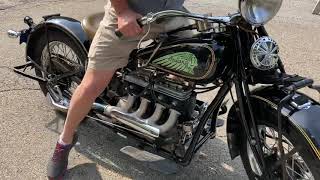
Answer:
[{"left": 8, "top": 0, "right": 320, "bottom": 179}]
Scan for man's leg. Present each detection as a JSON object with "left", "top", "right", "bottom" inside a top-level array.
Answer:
[
  {"left": 47, "top": 69, "right": 114, "bottom": 179},
  {"left": 47, "top": 4, "right": 139, "bottom": 179},
  {"left": 60, "top": 69, "right": 115, "bottom": 144}
]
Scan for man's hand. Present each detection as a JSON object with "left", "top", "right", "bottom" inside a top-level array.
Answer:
[{"left": 117, "top": 9, "right": 143, "bottom": 37}]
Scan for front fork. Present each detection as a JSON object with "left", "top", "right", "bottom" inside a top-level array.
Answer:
[
  {"left": 235, "top": 76, "right": 318, "bottom": 179},
  {"left": 234, "top": 78, "right": 271, "bottom": 178}
]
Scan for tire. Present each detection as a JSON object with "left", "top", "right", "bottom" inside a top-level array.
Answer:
[
  {"left": 239, "top": 100, "right": 320, "bottom": 180},
  {"left": 30, "top": 29, "right": 87, "bottom": 97}
]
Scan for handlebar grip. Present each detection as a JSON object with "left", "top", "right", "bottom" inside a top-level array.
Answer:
[
  {"left": 286, "top": 79, "right": 314, "bottom": 92},
  {"left": 115, "top": 19, "right": 144, "bottom": 38}
]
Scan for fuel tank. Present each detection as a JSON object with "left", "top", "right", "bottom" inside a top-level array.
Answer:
[{"left": 136, "top": 40, "right": 224, "bottom": 80}]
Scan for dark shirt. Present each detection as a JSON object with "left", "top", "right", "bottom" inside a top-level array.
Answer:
[{"left": 128, "top": 0, "right": 185, "bottom": 15}]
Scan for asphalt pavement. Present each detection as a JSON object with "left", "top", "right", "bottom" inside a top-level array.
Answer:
[{"left": 0, "top": 0, "right": 319, "bottom": 179}]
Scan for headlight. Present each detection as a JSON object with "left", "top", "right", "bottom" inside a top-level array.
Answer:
[{"left": 239, "top": 0, "right": 283, "bottom": 26}]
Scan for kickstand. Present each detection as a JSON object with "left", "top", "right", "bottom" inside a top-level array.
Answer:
[{"left": 13, "top": 61, "right": 47, "bottom": 82}]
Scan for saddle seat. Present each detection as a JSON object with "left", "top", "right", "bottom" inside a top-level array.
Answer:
[{"left": 82, "top": 12, "right": 104, "bottom": 40}]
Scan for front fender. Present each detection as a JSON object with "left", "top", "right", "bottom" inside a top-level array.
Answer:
[
  {"left": 227, "top": 86, "right": 320, "bottom": 160},
  {"left": 26, "top": 16, "right": 90, "bottom": 60}
]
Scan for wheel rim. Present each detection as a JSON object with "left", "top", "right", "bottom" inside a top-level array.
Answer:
[
  {"left": 40, "top": 41, "right": 83, "bottom": 94},
  {"left": 247, "top": 126, "right": 315, "bottom": 180}
]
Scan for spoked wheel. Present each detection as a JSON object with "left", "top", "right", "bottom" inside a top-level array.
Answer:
[
  {"left": 32, "top": 30, "right": 87, "bottom": 110},
  {"left": 239, "top": 101, "right": 320, "bottom": 180},
  {"left": 245, "top": 126, "right": 315, "bottom": 180}
]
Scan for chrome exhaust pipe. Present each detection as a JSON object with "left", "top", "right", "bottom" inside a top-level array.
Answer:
[
  {"left": 47, "top": 93, "right": 69, "bottom": 112},
  {"left": 151, "top": 109, "right": 180, "bottom": 134},
  {"left": 145, "top": 103, "right": 165, "bottom": 124},
  {"left": 48, "top": 93, "right": 180, "bottom": 138},
  {"left": 104, "top": 96, "right": 180, "bottom": 138},
  {"left": 47, "top": 93, "right": 106, "bottom": 113},
  {"left": 109, "top": 107, "right": 180, "bottom": 137},
  {"left": 132, "top": 98, "right": 150, "bottom": 118},
  {"left": 110, "top": 110, "right": 161, "bottom": 137},
  {"left": 117, "top": 95, "right": 135, "bottom": 112}
]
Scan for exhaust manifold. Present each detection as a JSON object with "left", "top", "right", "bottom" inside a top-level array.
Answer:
[
  {"left": 47, "top": 92, "right": 179, "bottom": 138},
  {"left": 104, "top": 96, "right": 180, "bottom": 138}
]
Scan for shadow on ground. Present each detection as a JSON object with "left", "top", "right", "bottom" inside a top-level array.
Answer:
[
  {"left": 46, "top": 111, "right": 247, "bottom": 180},
  {"left": 65, "top": 163, "right": 103, "bottom": 180}
]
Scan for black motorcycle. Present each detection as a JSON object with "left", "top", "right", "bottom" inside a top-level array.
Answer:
[{"left": 8, "top": 0, "right": 320, "bottom": 179}]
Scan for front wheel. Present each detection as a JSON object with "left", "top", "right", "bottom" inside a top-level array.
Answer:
[{"left": 239, "top": 102, "right": 320, "bottom": 180}]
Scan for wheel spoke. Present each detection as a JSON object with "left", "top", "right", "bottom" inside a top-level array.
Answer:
[
  {"left": 247, "top": 125, "right": 314, "bottom": 180},
  {"left": 41, "top": 41, "right": 83, "bottom": 89},
  {"left": 286, "top": 165, "right": 309, "bottom": 179}
]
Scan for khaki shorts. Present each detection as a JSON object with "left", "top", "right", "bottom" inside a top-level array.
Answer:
[{"left": 87, "top": 2, "right": 192, "bottom": 70}]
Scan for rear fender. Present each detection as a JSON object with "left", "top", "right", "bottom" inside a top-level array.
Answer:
[
  {"left": 26, "top": 16, "right": 90, "bottom": 61},
  {"left": 227, "top": 86, "right": 320, "bottom": 160}
]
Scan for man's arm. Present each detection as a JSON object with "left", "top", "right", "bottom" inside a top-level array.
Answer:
[
  {"left": 110, "top": 0, "right": 130, "bottom": 15},
  {"left": 110, "top": 0, "right": 143, "bottom": 37}
]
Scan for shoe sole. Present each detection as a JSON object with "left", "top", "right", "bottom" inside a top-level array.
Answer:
[{"left": 47, "top": 168, "right": 66, "bottom": 180}]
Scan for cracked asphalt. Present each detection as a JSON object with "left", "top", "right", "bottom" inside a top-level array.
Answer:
[{"left": 0, "top": 0, "right": 319, "bottom": 179}]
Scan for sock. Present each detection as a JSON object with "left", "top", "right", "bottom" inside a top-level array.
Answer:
[{"left": 58, "top": 136, "right": 71, "bottom": 146}]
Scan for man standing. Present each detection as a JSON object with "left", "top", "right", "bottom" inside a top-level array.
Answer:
[{"left": 47, "top": 0, "right": 186, "bottom": 179}]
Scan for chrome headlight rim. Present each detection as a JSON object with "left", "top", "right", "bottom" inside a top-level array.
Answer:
[{"left": 239, "top": 0, "right": 283, "bottom": 26}]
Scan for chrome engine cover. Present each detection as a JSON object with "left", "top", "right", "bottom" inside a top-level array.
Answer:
[{"left": 250, "top": 36, "right": 280, "bottom": 71}]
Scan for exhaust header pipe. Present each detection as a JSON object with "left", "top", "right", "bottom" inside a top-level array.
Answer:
[
  {"left": 48, "top": 93, "right": 180, "bottom": 138},
  {"left": 105, "top": 96, "right": 180, "bottom": 138}
]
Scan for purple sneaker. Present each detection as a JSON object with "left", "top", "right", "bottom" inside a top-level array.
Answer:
[{"left": 47, "top": 134, "right": 78, "bottom": 180}]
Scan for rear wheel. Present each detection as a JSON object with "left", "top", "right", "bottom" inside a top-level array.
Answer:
[
  {"left": 32, "top": 29, "right": 87, "bottom": 110},
  {"left": 239, "top": 101, "right": 320, "bottom": 180}
]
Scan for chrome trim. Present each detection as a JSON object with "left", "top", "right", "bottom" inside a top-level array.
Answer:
[
  {"left": 104, "top": 95, "right": 180, "bottom": 138},
  {"left": 7, "top": 30, "right": 21, "bottom": 38},
  {"left": 86, "top": 115, "right": 155, "bottom": 140},
  {"left": 47, "top": 93, "right": 69, "bottom": 112},
  {"left": 250, "top": 36, "right": 279, "bottom": 71},
  {"left": 132, "top": 98, "right": 150, "bottom": 118},
  {"left": 47, "top": 92, "right": 180, "bottom": 138},
  {"left": 240, "top": 0, "right": 283, "bottom": 26}
]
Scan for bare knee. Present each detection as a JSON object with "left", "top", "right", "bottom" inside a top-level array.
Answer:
[{"left": 73, "top": 69, "right": 115, "bottom": 100}]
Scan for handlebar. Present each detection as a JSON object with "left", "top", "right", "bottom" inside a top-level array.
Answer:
[
  {"left": 114, "top": 10, "right": 236, "bottom": 38},
  {"left": 286, "top": 78, "right": 314, "bottom": 92}
]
